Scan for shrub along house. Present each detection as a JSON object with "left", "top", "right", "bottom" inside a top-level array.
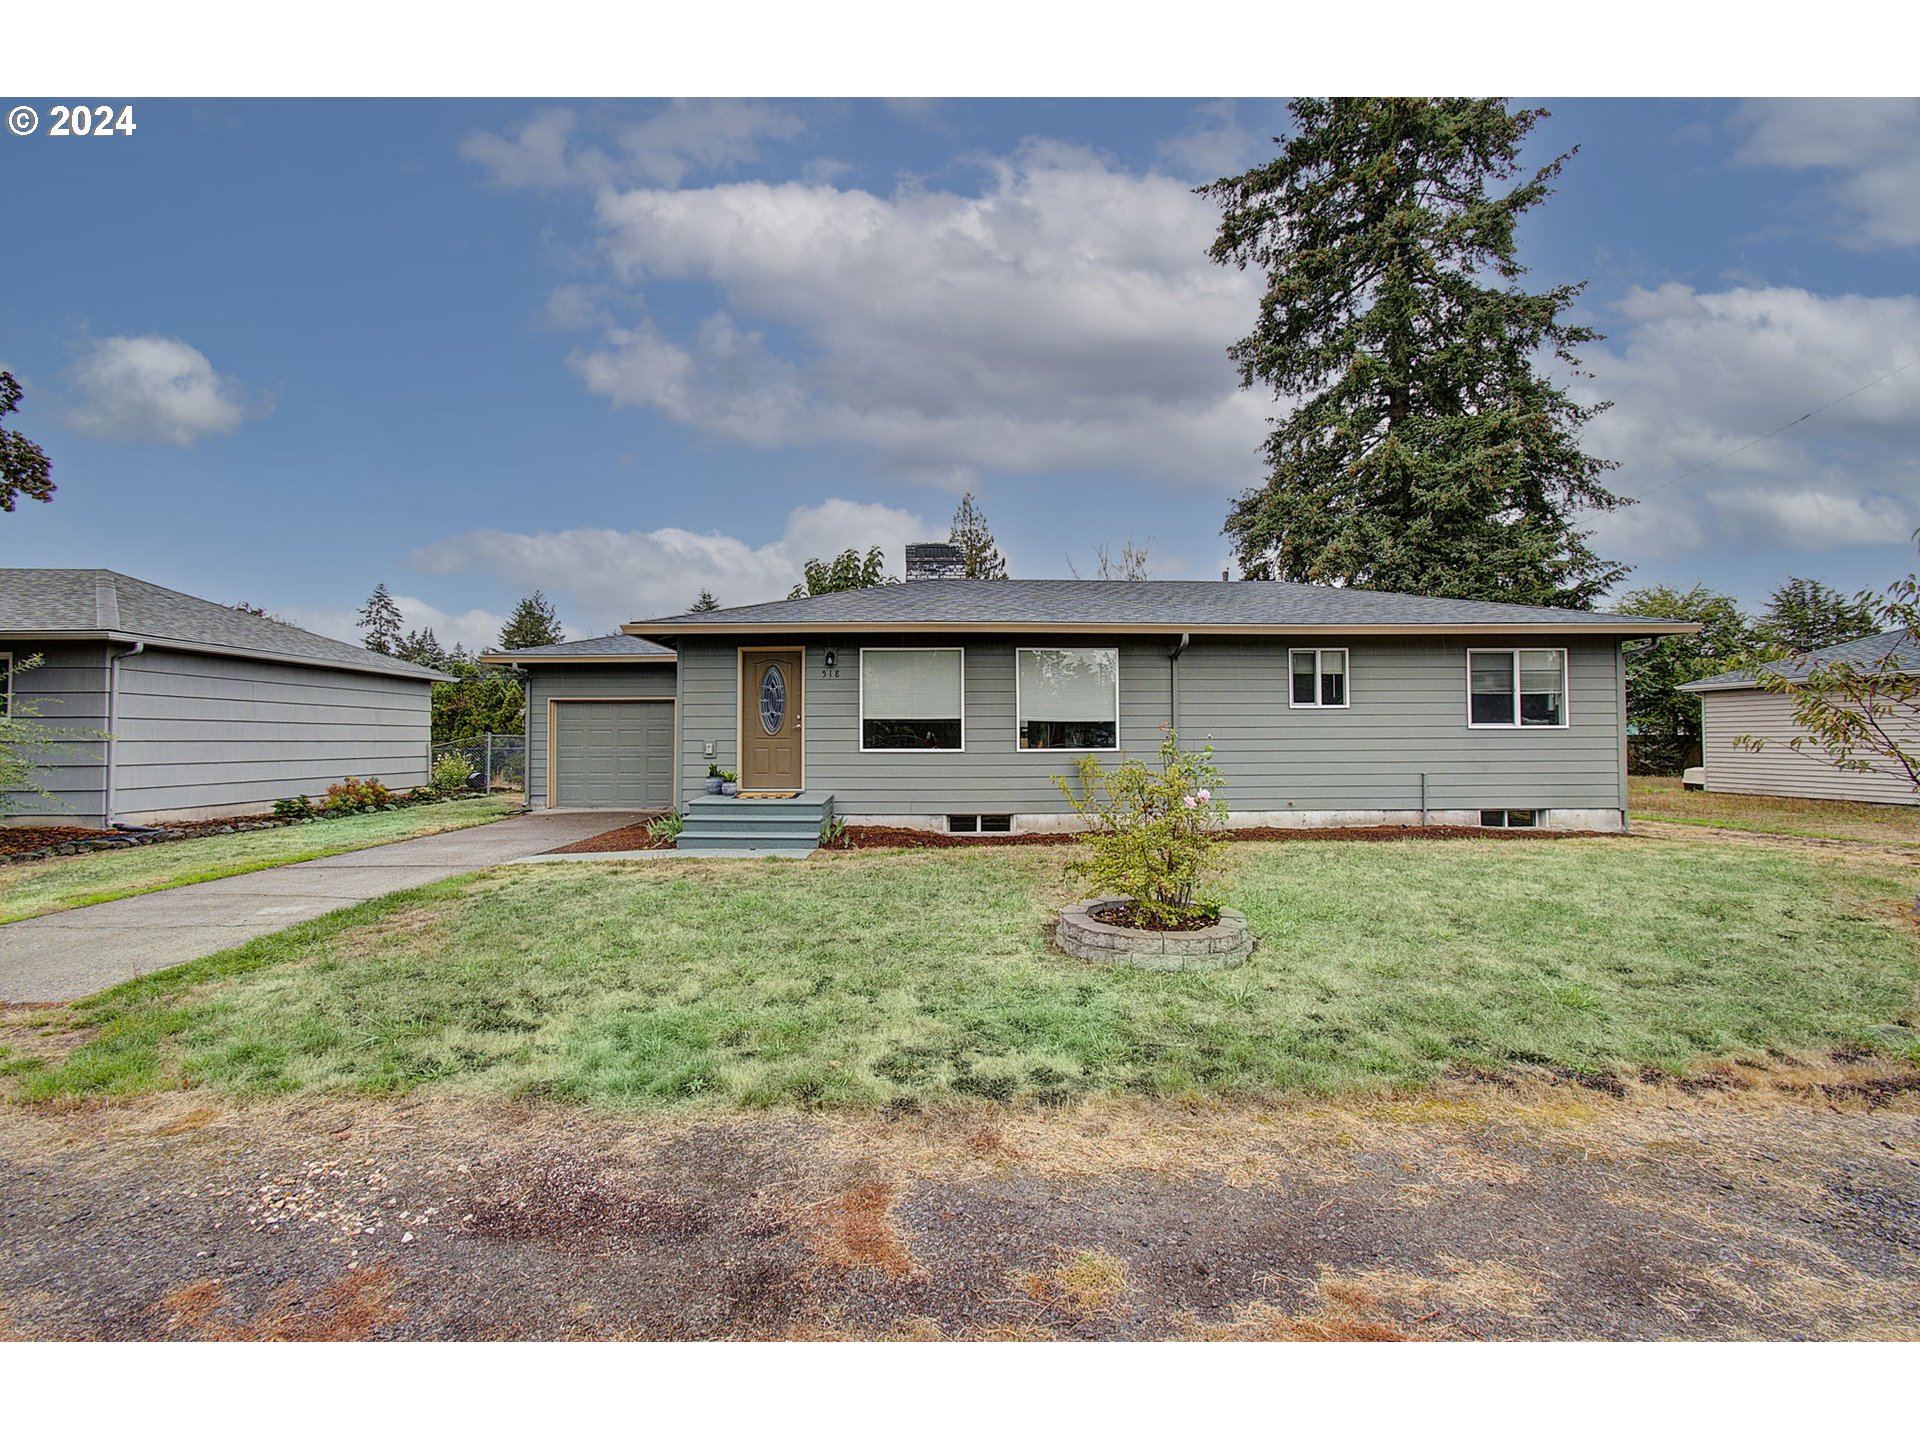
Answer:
[
  {"left": 486, "top": 544, "right": 1694, "bottom": 852},
  {"left": 2, "top": 569, "right": 444, "bottom": 827}
]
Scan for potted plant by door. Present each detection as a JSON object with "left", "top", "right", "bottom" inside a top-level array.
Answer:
[
  {"left": 705, "top": 764, "right": 725, "bottom": 795},
  {"left": 719, "top": 770, "right": 740, "bottom": 797}
]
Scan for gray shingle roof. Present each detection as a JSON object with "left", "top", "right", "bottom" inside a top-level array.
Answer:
[
  {"left": 479, "top": 634, "right": 675, "bottom": 663},
  {"left": 0, "top": 570, "right": 445, "bottom": 682},
  {"left": 628, "top": 579, "right": 1696, "bottom": 636},
  {"left": 1679, "top": 628, "right": 1917, "bottom": 693}
]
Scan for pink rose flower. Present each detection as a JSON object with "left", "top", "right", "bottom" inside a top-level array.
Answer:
[
  {"left": 1196, "top": 788, "right": 1212, "bottom": 803},
  {"left": 1182, "top": 794, "right": 1197, "bottom": 809}
]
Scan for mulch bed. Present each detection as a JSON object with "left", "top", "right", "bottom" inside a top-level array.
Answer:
[
  {"left": 0, "top": 825, "right": 119, "bottom": 856},
  {"left": 1089, "top": 900, "right": 1221, "bottom": 932},
  {"left": 544, "top": 819, "right": 672, "bottom": 854},
  {"left": 824, "top": 823, "right": 1614, "bottom": 851}
]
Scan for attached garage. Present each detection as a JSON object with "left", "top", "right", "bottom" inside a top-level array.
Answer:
[
  {"left": 551, "top": 700, "right": 674, "bottom": 808},
  {"left": 480, "top": 635, "right": 679, "bottom": 811}
]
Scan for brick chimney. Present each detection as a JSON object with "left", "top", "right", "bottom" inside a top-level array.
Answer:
[{"left": 905, "top": 542, "right": 967, "bottom": 580}]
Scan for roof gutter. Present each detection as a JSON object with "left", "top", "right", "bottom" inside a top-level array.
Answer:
[
  {"left": 104, "top": 640, "right": 144, "bottom": 825},
  {"left": 624, "top": 620, "right": 1703, "bottom": 639}
]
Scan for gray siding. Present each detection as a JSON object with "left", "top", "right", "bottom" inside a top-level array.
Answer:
[
  {"left": 675, "top": 633, "right": 1626, "bottom": 818},
  {"left": 108, "top": 648, "right": 433, "bottom": 820},
  {"left": 1699, "top": 687, "right": 1918, "bottom": 805},
  {"left": 526, "top": 664, "right": 676, "bottom": 808},
  {"left": 2, "top": 641, "right": 112, "bottom": 825}
]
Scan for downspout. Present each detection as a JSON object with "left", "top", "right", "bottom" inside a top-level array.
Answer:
[
  {"left": 1167, "top": 632, "right": 1190, "bottom": 734},
  {"left": 104, "top": 641, "right": 144, "bottom": 825}
]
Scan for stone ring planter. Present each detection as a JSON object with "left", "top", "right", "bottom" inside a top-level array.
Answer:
[{"left": 1054, "top": 896, "right": 1254, "bottom": 971}]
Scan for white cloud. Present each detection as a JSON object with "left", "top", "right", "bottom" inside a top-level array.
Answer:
[
  {"left": 1156, "top": 100, "right": 1265, "bottom": 181},
  {"left": 277, "top": 596, "right": 511, "bottom": 658},
  {"left": 409, "top": 497, "right": 933, "bottom": 627},
  {"left": 1578, "top": 283, "right": 1920, "bottom": 561},
  {"left": 565, "top": 140, "right": 1268, "bottom": 488},
  {"left": 462, "top": 101, "right": 807, "bottom": 191},
  {"left": 1734, "top": 99, "right": 1920, "bottom": 249},
  {"left": 65, "top": 335, "right": 251, "bottom": 445}
]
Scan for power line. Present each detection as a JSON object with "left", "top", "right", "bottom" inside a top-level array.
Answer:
[{"left": 1633, "top": 354, "right": 1920, "bottom": 501}]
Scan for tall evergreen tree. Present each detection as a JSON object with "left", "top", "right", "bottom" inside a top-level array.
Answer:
[
  {"left": 788, "top": 547, "right": 893, "bottom": 598},
  {"left": 498, "top": 591, "right": 564, "bottom": 650},
  {"left": 1204, "top": 98, "right": 1629, "bottom": 607},
  {"left": 356, "top": 582, "right": 404, "bottom": 655},
  {"left": 0, "top": 372, "right": 54, "bottom": 514},
  {"left": 1753, "top": 577, "right": 1878, "bottom": 654},
  {"left": 948, "top": 492, "right": 1009, "bottom": 578},
  {"left": 690, "top": 589, "right": 721, "bottom": 612}
]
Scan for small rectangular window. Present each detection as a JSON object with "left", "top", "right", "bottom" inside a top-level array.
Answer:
[
  {"left": 1290, "top": 648, "right": 1348, "bottom": 708},
  {"left": 978, "top": 814, "right": 1012, "bottom": 833},
  {"left": 861, "top": 648, "right": 964, "bottom": 750},
  {"left": 1469, "top": 649, "right": 1567, "bottom": 728},
  {"left": 1017, "top": 647, "right": 1119, "bottom": 750},
  {"left": 947, "top": 814, "right": 979, "bottom": 833},
  {"left": 1480, "top": 809, "right": 1544, "bottom": 828}
]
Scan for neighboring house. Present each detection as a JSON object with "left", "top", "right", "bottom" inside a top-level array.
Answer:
[
  {"left": 2, "top": 569, "right": 444, "bottom": 826},
  {"left": 1679, "top": 628, "right": 1920, "bottom": 806},
  {"left": 484, "top": 543, "right": 1693, "bottom": 844}
]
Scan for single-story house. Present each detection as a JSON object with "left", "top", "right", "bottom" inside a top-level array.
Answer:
[
  {"left": 483, "top": 543, "right": 1694, "bottom": 847},
  {"left": 2, "top": 569, "right": 444, "bottom": 827},
  {"left": 1679, "top": 628, "right": 1918, "bottom": 806}
]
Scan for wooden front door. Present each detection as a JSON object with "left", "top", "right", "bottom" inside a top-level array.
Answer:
[{"left": 741, "top": 649, "right": 803, "bottom": 794}]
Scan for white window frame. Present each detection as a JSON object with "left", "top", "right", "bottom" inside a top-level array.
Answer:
[
  {"left": 1015, "top": 646, "right": 1122, "bottom": 753},
  {"left": 1466, "top": 647, "right": 1570, "bottom": 730},
  {"left": 1287, "top": 647, "right": 1351, "bottom": 709},
  {"left": 858, "top": 646, "right": 966, "bottom": 753}
]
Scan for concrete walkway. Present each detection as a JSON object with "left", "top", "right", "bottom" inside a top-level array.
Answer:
[{"left": 0, "top": 810, "right": 645, "bottom": 1004}]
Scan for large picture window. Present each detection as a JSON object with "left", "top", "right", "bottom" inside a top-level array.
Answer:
[
  {"left": 1468, "top": 648, "right": 1567, "bottom": 728},
  {"left": 1017, "top": 647, "right": 1119, "bottom": 750},
  {"left": 1289, "top": 648, "right": 1348, "bottom": 708},
  {"left": 860, "top": 648, "right": 964, "bottom": 750}
]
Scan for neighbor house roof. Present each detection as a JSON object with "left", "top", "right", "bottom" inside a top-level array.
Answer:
[
  {"left": 478, "top": 634, "right": 676, "bottom": 665},
  {"left": 1679, "top": 627, "right": 1917, "bottom": 694},
  {"left": 0, "top": 569, "right": 446, "bottom": 682},
  {"left": 624, "top": 579, "right": 1698, "bottom": 638}
]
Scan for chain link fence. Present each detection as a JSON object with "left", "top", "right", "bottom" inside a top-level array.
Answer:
[{"left": 431, "top": 734, "right": 527, "bottom": 798}]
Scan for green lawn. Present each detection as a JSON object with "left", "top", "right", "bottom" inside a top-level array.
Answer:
[
  {"left": 12, "top": 836, "right": 1916, "bottom": 1108},
  {"left": 1630, "top": 776, "right": 1920, "bottom": 846},
  {"left": 0, "top": 797, "right": 515, "bottom": 924}
]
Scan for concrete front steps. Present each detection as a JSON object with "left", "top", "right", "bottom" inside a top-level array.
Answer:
[{"left": 677, "top": 791, "right": 833, "bottom": 855}]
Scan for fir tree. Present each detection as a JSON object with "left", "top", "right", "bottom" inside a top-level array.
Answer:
[
  {"left": 498, "top": 591, "right": 564, "bottom": 650},
  {"left": 1204, "top": 98, "right": 1629, "bottom": 607},
  {"left": 690, "top": 589, "right": 721, "bottom": 612},
  {"left": 1753, "top": 577, "right": 1878, "bottom": 654},
  {"left": 396, "top": 627, "right": 449, "bottom": 669},
  {"left": 948, "top": 492, "right": 1009, "bottom": 578},
  {"left": 356, "top": 582, "right": 404, "bottom": 655}
]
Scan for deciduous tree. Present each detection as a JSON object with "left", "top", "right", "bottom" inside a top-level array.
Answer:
[
  {"left": 0, "top": 372, "right": 54, "bottom": 514},
  {"left": 1617, "top": 583, "right": 1752, "bottom": 773},
  {"left": 788, "top": 547, "right": 893, "bottom": 598}
]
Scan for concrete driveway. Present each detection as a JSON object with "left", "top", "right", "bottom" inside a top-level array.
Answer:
[{"left": 0, "top": 810, "right": 645, "bottom": 1004}]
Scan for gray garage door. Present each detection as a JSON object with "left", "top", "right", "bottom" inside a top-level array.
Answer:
[{"left": 553, "top": 702, "right": 674, "bottom": 808}]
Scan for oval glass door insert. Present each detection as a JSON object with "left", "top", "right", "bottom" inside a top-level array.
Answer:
[{"left": 759, "top": 665, "right": 787, "bottom": 735}]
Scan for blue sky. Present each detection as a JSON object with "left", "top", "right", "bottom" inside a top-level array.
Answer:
[{"left": 5, "top": 97, "right": 1918, "bottom": 649}]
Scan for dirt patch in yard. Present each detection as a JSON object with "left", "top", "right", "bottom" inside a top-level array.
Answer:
[
  {"left": 0, "top": 825, "right": 119, "bottom": 856},
  {"left": 2, "top": 1059, "right": 1915, "bottom": 1340}
]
